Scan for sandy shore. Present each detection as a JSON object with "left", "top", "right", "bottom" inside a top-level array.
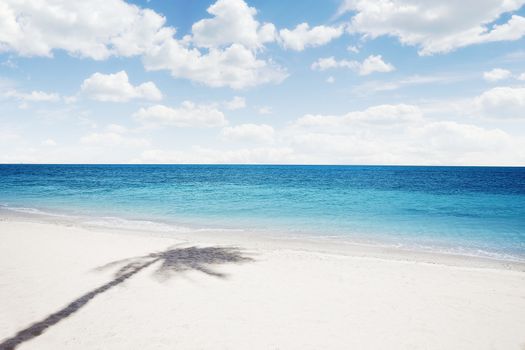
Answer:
[{"left": 1, "top": 217, "right": 524, "bottom": 349}]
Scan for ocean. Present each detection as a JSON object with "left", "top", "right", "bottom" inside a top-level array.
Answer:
[{"left": 1, "top": 164, "right": 524, "bottom": 261}]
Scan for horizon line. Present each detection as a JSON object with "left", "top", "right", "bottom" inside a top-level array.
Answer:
[{"left": 1, "top": 163, "right": 524, "bottom": 168}]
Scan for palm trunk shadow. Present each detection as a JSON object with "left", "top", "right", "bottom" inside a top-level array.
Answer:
[{"left": 0, "top": 245, "right": 253, "bottom": 350}]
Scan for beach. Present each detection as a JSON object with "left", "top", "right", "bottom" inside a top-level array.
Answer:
[
  {"left": 1, "top": 215, "right": 524, "bottom": 349},
  {"left": 2, "top": 0, "right": 525, "bottom": 348}
]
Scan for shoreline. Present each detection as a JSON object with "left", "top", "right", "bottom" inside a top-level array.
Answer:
[{"left": 1, "top": 208, "right": 524, "bottom": 272}]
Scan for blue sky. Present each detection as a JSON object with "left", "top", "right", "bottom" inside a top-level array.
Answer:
[{"left": 1, "top": 0, "right": 524, "bottom": 165}]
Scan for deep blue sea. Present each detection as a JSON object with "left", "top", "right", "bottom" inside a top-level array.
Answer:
[{"left": 1, "top": 164, "right": 524, "bottom": 260}]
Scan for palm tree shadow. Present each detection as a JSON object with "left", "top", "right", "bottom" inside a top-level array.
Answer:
[{"left": 0, "top": 245, "right": 253, "bottom": 350}]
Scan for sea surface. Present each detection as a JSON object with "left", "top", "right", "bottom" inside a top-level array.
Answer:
[{"left": 1, "top": 164, "right": 524, "bottom": 261}]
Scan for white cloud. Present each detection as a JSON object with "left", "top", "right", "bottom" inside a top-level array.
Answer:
[
  {"left": 359, "top": 55, "right": 396, "bottom": 75},
  {"left": 474, "top": 86, "right": 525, "bottom": 119},
  {"left": 288, "top": 103, "right": 523, "bottom": 165},
  {"left": 134, "top": 102, "right": 228, "bottom": 128},
  {"left": 42, "top": 139, "right": 57, "bottom": 146},
  {"left": 191, "top": 0, "right": 276, "bottom": 49},
  {"left": 0, "top": 0, "right": 287, "bottom": 89},
  {"left": 290, "top": 132, "right": 393, "bottom": 162},
  {"left": 410, "top": 121, "right": 512, "bottom": 153},
  {"left": 258, "top": 106, "right": 272, "bottom": 115},
  {"left": 351, "top": 74, "right": 460, "bottom": 95},
  {"left": 80, "top": 132, "right": 149, "bottom": 147},
  {"left": 143, "top": 41, "right": 287, "bottom": 89},
  {"left": 80, "top": 124, "right": 149, "bottom": 148},
  {"left": 0, "top": 0, "right": 172, "bottom": 59},
  {"left": 136, "top": 146, "right": 296, "bottom": 164},
  {"left": 3, "top": 89, "right": 60, "bottom": 102},
  {"left": 141, "top": 0, "right": 286, "bottom": 89},
  {"left": 81, "top": 71, "right": 162, "bottom": 102},
  {"left": 347, "top": 45, "right": 359, "bottom": 53},
  {"left": 326, "top": 76, "right": 335, "bottom": 83},
  {"left": 224, "top": 96, "right": 246, "bottom": 110},
  {"left": 311, "top": 54, "right": 394, "bottom": 75},
  {"left": 339, "top": 0, "right": 525, "bottom": 55},
  {"left": 63, "top": 95, "right": 78, "bottom": 104},
  {"left": 279, "top": 23, "right": 343, "bottom": 51},
  {"left": 311, "top": 57, "right": 342, "bottom": 70},
  {"left": 483, "top": 68, "right": 512, "bottom": 82},
  {"left": 221, "top": 123, "right": 275, "bottom": 143},
  {"left": 518, "top": 72, "right": 525, "bottom": 81},
  {"left": 106, "top": 123, "right": 129, "bottom": 133},
  {"left": 0, "top": 130, "right": 20, "bottom": 143},
  {"left": 294, "top": 104, "right": 423, "bottom": 128}
]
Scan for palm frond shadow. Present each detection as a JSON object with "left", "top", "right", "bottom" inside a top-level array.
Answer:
[{"left": 0, "top": 245, "right": 253, "bottom": 350}]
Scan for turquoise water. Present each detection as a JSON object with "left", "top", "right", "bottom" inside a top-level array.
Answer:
[{"left": 1, "top": 164, "right": 524, "bottom": 260}]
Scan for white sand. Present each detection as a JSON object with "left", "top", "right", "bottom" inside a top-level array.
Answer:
[{"left": 1, "top": 217, "right": 525, "bottom": 350}]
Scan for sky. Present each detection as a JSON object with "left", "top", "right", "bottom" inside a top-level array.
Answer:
[{"left": 0, "top": 0, "right": 524, "bottom": 165}]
